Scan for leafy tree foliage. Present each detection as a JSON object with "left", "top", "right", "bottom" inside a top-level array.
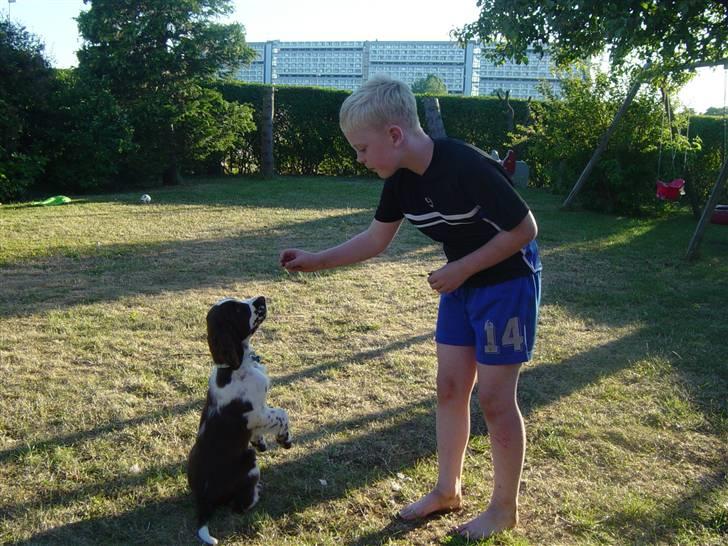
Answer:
[
  {"left": 704, "top": 105, "right": 727, "bottom": 116},
  {"left": 76, "top": 0, "right": 256, "bottom": 184},
  {"left": 513, "top": 73, "right": 699, "bottom": 215},
  {"left": 411, "top": 74, "right": 448, "bottom": 95},
  {"left": 42, "top": 70, "right": 134, "bottom": 193},
  {"left": 0, "top": 17, "right": 55, "bottom": 201},
  {"left": 454, "top": 1, "right": 728, "bottom": 74}
]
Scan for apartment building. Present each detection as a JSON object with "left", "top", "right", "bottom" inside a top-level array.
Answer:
[{"left": 235, "top": 40, "right": 561, "bottom": 98}]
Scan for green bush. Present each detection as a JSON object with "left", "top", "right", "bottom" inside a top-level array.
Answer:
[
  {"left": 0, "top": 147, "right": 47, "bottom": 202},
  {"left": 217, "top": 81, "right": 523, "bottom": 177},
  {"left": 686, "top": 115, "right": 727, "bottom": 203},
  {"left": 0, "top": 17, "right": 54, "bottom": 201},
  {"left": 217, "top": 82, "right": 367, "bottom": 176},
  {"left": 434, "top": 94, "right": 531, "bottom": 157},
  {"left": 513, "top": 72, "right": 700, "bottom": 215},
  {"left": 41, "top": 70, "right": 134, "bottom": 194},
  {"left": 214, "top": 81, "right": 267, "bottom": 174}
]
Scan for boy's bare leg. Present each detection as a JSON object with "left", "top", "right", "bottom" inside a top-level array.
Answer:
[
  {"left": 457, "top": 363, "right": 524, "bottom": 539},
  {"left": 399, "top": 344, "right": 477, "bottom": 520}
]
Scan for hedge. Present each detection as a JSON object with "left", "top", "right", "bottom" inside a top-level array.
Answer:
[{"left": 214, "top": 81, "right": 529, "bottom": 177}]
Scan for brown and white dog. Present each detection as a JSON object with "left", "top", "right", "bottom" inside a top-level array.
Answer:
[{"left": 187, "top": 296, "right": 292, "bottom": 545}]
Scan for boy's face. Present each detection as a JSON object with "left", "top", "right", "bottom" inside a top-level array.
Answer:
[{"left": 343, "top": 124, "right": 403, "bottom": 179}]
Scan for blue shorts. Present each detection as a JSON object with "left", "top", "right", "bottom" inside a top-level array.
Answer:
[{"left": 435, "top": 272, "right": 541, "bottom": 365}]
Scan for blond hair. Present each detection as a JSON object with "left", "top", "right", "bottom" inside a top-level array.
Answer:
[{"left": 339, "top": 75, "right": 420, "bottom": 133}]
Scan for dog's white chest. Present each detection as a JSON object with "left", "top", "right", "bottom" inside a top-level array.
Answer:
[{"left": 210, "top": 361, "right": 269, "bottom": 410}]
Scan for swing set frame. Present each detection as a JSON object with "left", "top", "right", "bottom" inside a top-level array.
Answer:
[{"left": 561, "top": 58, "right": 728, "bottom": 260}]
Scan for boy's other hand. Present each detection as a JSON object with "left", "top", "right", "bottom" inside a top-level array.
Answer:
[
  {"left": 280, "top": 249, "right": 319, "bottom": 272},
  {"left": 427, "top": 262, "right": 468, "bottom": 294}
]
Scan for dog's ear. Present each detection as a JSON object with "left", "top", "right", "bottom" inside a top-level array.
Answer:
[{"left": 207, "top": 304, "right": 247, "bottom": 367}]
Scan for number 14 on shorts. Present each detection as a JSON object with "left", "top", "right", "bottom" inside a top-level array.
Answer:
[{"left": 483, "top": 317, "right": 524, "bottom": 354}]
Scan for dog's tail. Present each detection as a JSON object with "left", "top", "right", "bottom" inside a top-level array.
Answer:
[{"left": 197, "top": 524, "right": 218, "bottom": 545}]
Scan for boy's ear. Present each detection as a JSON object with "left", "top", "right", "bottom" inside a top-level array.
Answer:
[{"left": 387, "top": 125, "right": 404, "bottom": 146}]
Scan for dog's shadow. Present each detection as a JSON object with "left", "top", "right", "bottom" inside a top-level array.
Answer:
[{"left": 7, "top": 393, "right": 440, "bottom": 545}]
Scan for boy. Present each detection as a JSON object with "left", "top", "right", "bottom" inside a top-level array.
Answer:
[{"left": 279, "top": 75, "right": 541, "bottom": 540}]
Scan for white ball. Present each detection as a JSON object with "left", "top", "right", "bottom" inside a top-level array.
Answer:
[{"left": 140, "top": 194, "right": 151, "bottom": 204}]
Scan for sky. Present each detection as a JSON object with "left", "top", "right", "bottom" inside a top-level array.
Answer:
[{"left": 3, "top": 0, "right": 726, "bottom": 114}]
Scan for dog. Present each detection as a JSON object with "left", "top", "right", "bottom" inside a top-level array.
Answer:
[{"left": 187, "top": 296, "right": 292, "bottom": 545}]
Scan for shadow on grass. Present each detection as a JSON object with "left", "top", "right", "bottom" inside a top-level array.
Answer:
[
  {"left": 273, "top": 331, "right": 435, "bottom": 388},
  {"left": 0, "top": 211, "right": 444, "bottom": 321},
  {"left": 0, "top": 209, "right": 376, "bottom": 319},
  {"left": 0, "top": 400, "right": 200, "bottom": 465},
  {"left": 4, "top": 184, "right": 728, "bottom": 544},
  {"left": 6, "top": 324, "right": 726, "bottom": 545},
  {"left": 3, "top": 394, "right": 437, "bottom": 545},
  {"left": 0, "top": 330, "right": 640, "bottom": 545},
  {"left": 604, "top": 468, "right": 727, "bottom": 544}
]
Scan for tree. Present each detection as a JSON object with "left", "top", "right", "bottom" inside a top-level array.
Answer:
[
  {"left": 42, "top": 69, "right": 134, "bottom": 194},
  {"left": 76, "top": 0, "right": 256, "bottom": 185},
  {"left": 411, "top": 74, "right": 448, "bottom": 95},
  {"left": 456, "top": 0, "right": 728, "bottom": 214},
  {"left": 0, "top": 17, "right": 55, "bottom": 201},
  {"left": 704, "top": 106, "right": 727, "bottom": 116},
  {"left": 454, "top": 1, "right": 728, "bottom": 74}
]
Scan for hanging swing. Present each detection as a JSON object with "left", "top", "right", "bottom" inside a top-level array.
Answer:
[{"left": 655, "top": 87, "right": 687, "bottom": 201}]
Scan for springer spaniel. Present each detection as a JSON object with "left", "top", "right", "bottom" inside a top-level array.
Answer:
[{"left": 187, "top": 296, "right": 292, "bottom": 545}]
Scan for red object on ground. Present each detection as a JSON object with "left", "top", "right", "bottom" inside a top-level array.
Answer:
[
  {"left": 502, "top": 149, "right": 516, "bottom": 175},
  {"left": 656, "top": 178, "right": 685, "bottom": 201},
  {"left": 711, "top": 205, "right": 728, "bottom": 225}
]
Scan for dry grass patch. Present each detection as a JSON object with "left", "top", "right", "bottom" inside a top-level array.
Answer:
[{"left": 1, "top": 177, "right": 726, "bottom": 545}]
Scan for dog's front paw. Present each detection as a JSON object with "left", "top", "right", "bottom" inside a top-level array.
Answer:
[{"left": 251, "top": 438, "right": 268, "bottom": 452}]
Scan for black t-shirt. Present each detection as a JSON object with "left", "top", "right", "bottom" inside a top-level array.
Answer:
[{"left": 375, "top": 138, "right": 534, "bottom": 287}]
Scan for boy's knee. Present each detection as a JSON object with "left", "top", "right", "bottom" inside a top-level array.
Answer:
[
  {"left": 477, "top": 389, "right": 515, "bottom": 420},
  {"left": 436, "top": 374, "right": 469, "bottom": 404}
]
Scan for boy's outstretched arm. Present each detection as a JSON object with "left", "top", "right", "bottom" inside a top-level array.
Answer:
[{"left": 280, "top": 219, "right": 402, "bottom": 273}]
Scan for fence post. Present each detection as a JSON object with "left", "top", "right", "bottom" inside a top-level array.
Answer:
[
  {"left": 423, "top": 97, "right": 447, "bottom": 139},
  {"left": 261, "top": 86, "right": 275, "bottom": 178}
]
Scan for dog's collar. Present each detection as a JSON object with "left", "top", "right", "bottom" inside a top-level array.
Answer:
[{"left": 213, "top": 363, "right": 231, "bottom": 369}]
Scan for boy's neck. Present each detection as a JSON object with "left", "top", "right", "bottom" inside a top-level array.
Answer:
[{"left": 401, "top": 128, "right": 435, "bottom": 176}]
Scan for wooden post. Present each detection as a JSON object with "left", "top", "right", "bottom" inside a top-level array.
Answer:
[
  {"left": 261, "top": 85, "right": 275, "bottom": 178},
  {"left": 562, "top": 75, "right": 644, "bottom": 209},
  {"left": 423, "top": 97, "right": 447, "bottom": 139},
  {"left": 685, "top": 156, "right": 728, "bottom": 260},
  {"left": 496, "top": 89, "right": 515, "bottom": 133}
]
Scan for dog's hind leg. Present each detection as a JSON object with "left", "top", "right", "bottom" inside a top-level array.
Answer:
[
  {"left": 195, "top": 501, "right": 218, "bottom": 545},
  {"left": 233, "top": 451, "right": 261, "bottom": 512},
  {"left": 197, "top": 525, "right": 219, "bottom": 546}
]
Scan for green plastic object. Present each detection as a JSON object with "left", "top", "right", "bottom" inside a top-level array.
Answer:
[{"left": 33, "top": 195, "right": 72, "bottom": 206}]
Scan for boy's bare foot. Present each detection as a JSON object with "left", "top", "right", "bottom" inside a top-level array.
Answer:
[
  {"left": 398, "top": 489, "right": 462, "bottom": 521},
  {"left": 455, "top": 505, "right": 517, "bottom": 540}
]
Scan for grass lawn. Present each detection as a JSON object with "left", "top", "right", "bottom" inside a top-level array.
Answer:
[{"left": 0, "top": 176, "right": 726, "bottom": 545}]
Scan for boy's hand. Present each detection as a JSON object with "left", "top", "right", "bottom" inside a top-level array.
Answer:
[
  {"left": 427, "top": 262, "right": 468, "bottom": 294},
  {"left": 280, "top": 249, "right": 320, "bottom": 272}
]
